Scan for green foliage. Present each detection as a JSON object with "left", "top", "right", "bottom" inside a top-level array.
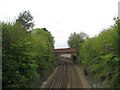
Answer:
[
  {"left": 2, "top": 22, "right": 56, "bottom": 88},
  {"left": 79, "top": 19, "right": 120, "bottom": 88},
  {"left": 67, "top": 32, "right": 88, "bottom": 48},
  {"left": 16, "top": 10, "right": 34, "bottom": 30},
  {"left": 3, "top": 42, "right": 38, "bottom": 88}
]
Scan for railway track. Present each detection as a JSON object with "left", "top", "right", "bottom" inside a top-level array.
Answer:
[
  {"left": 67, "top": 61, "right": 82, "bottom": 88},
  {"left": 50, "top": 62, "right": 65, "bottom": 88},
  {"left": 42, "top": 59, "right": 84, "bottom": 88}
]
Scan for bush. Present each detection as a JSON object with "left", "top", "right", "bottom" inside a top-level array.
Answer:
[
  {"left": 2, "top": 22, "right": 56, "bottom": 88},
  {"left": 79, "top": 19, "right": 120, "bottom": 88}
]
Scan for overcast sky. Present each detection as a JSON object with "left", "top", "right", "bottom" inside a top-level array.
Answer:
[{"left": 0, "top": 0, "right": 119, "bottom": 49}]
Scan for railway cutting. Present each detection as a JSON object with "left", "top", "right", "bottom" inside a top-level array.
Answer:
[{"left": 41, "top": 59, "right": 90, "bottom": 88}]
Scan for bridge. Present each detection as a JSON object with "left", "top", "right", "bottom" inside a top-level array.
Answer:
[{"left": 54, "top": 48, "right": 77, "bottom": 61}]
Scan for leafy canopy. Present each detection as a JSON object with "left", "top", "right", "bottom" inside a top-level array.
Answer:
[
  {"left": 16, "top": 10, "right": 34, "bottom": 30},
  {"left": 67, "top": 32, "right": 88, "bottom": 48}
]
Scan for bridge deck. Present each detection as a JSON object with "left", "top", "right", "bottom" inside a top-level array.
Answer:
[{"left": 54, "top": 48, "right": 77, "bottom": 53}]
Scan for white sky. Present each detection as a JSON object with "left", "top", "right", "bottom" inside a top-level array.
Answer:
[{"left": 0, "top": 0, "right": 119, "bottom": 49}]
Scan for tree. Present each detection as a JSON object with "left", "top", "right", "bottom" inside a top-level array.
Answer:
[
  {"left": 41, "top": 27, "right": 49, "bottom": 32},
  {"left": 2, "top": 22, "right": 56, "bottom": 88},
  {"left": 78, "top": 18, "right": 120, "bottom": 88},
  {"left": 67, "top": 32, "right": 88, "bottom": 48},
  {"left": 16, "top": 10, "right": 34, "bottom": 30}
]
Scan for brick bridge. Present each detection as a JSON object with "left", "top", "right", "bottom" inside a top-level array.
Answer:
[{"left": 54, "top": 48, "right": 77, "bottom": 61}]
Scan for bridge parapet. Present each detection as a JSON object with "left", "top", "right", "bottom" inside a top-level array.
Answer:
[{"left": 54, "top": 48, "right": 77, "bottom": 53}]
